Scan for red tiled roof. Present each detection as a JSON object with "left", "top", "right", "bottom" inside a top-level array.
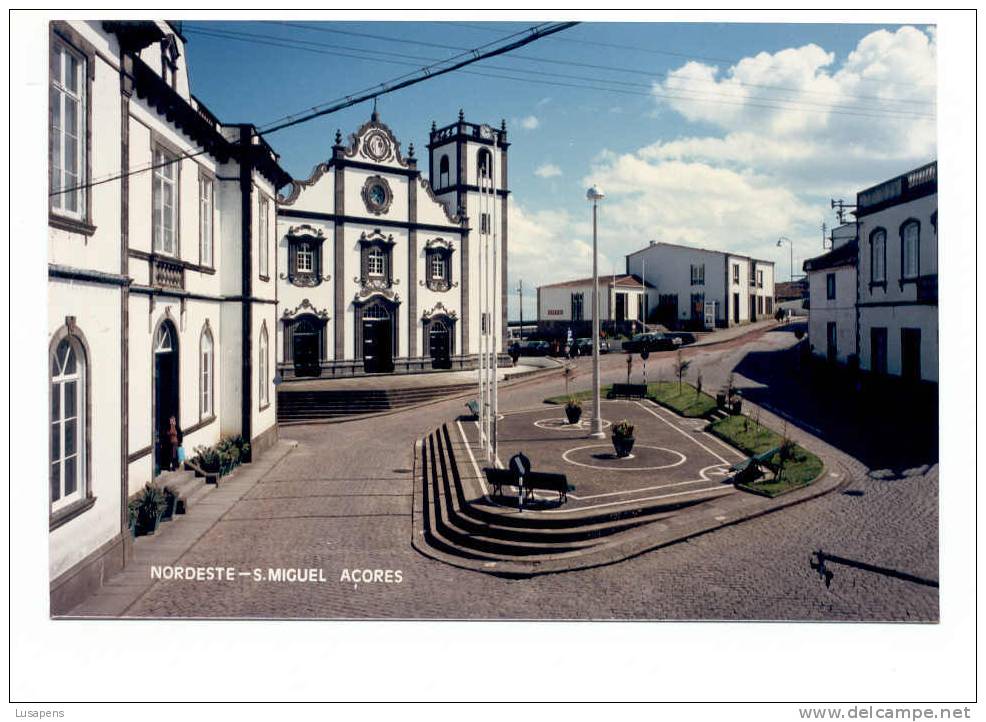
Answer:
[{"left": 538, "top": 274, "right": 650, "bottom": 290}]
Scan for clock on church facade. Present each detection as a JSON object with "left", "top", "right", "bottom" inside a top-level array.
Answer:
[{"left": 276, "top": 110, "right": 511, "bottom": 379}]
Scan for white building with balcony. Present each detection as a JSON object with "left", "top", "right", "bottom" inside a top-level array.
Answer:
[
  {"left": 802, "top": 161, "right": 938, "bottom": 383},
  {"left": 47, "top": 20, "right": 291, "bottom": 614},
  {"left": 855, "top": 162, "right": 938, "bottom": 382}
]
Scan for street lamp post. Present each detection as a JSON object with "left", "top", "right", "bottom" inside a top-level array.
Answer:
[
  {"left": 587, "top": 185, "right": 605, "bottom": 439},
  {"left": 777, "top": 236, "right": 794, "bottom": 282}
]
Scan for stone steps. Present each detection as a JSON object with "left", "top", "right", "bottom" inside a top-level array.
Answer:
[
  {"left": 412, "top": 423, "right": 728, "bottom": 576},
  {"left": 277, "top": 383, "right": 478, "bottom": 423},
  {"left": 156, "top": 468, "right": 211, "bottom": 515}
]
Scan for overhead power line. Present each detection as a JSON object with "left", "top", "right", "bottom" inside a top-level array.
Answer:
[
  {"left": 184, "top": 25, "right": 935, "bottom": 122},
  {"left": 257, "top": 21, "right": 579, "bottom": 136},
  {"left": 267, "top": 19, "right": 931, "bottom": 108},
  {"left": 438, "top": 20, "right": 939, "bottom": 91},
  {"left": 49, "top": 22, "right": 579, "bottom": 197}
]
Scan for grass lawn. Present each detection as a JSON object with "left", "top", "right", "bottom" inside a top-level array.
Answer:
[
  {"left": 544, "top": 385, "right": 613, "bottom": 405},
  {"left": 646, "top": 381, "right": 717, "bottom": 418},
  {"left": 709, "top": 415, "right": 824, "bottom": 497}
]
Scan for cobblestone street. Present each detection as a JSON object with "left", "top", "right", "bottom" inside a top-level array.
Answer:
[{"left": 125, "top": 324, "right": 939, "bottom": 621}]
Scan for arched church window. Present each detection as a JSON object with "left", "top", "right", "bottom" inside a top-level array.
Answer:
[
  {"left": 439, "top": 155, "right": 450, "bottom": 188},
  {"left": 477, "top": 148, "right": 492, "bottom": 181}
]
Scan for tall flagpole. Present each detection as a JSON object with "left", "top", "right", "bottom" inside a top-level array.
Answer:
[
  {"left": 477, "top": 160, "right": 486, "bottom": 452},
  {"left": 491, "top": 146, "right": 499, "bottom": 461},
  {"left": 483, "top": 162, "right": 492, "bottom": 459},
  {"left": 587, "top": 185, "right": 605, "bottom": 439}
]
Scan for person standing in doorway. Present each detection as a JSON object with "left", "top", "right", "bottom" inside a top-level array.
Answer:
[{"left": 167, "top": 416, "right": 183, "bottom": 471}]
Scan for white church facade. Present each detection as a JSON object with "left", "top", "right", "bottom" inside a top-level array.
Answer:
[
  {"left": 47, "top": 20, "right": 291, "bottom": 614},
  {"left": 276, "top": 111, "right": 509, "bottom": 378}
]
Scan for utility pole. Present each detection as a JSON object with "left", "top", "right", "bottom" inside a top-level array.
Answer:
[
  {"left": 587, "top": 185, "right": 605, "bottom": 439},
  {"left": 517, "top": 279, "right": 524, "bottom": 342}
]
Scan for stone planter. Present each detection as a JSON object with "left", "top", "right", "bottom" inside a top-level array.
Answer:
[
  {"left": 716, "top": 392, "right": 727, "bottom": 408},
  {"left": 612, "top": 435, "right": 635, "bottom": 458},
  {"left": 731, "top": 399, "right": 743, "bottom": 415},
  {"left": 136, "top": 510, "right": 163, "bottom": 537},
  {"left": 565, "top": 405, "right": 583, "bottom": 425},
  {"left": 160, "top": 489, "right": 178, "bottom": 522}
]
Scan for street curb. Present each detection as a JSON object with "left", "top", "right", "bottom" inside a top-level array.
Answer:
[{"left": 688, "top": 320, "right": 782, "bottom": 350}]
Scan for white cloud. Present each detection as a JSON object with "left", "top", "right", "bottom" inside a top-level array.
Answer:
[
  {"left": 651, "top": 27, "right": 936, "bottom": 164},
  {"left": 518, "top": 115, "right": 540, "bottom": 130},
  {"left": 506, "top": 27, "right": 937, "bottom": 315},
  {"left": 534, "top": 163, "right": 562, "bottom": 178}
]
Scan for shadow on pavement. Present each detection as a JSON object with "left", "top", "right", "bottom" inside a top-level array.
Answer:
[{"left": 733, "top": 341, "right": 938, "bottom": 477}]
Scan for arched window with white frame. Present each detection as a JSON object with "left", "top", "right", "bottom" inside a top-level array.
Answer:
[
  {"left": 900, "top": 219, "right": 920, "bottom": 280},
  {"left": 259, "top": 323, "right": 270, "bottom": 408},
  {"left": 50, "top": 333, "right": 87, "bottom": 514},
  {"left": 870, "top": 228, "right": 887, "bottom": 285},
  {"left": 200, "top": 324, "right": 214, "bottom": 419}
]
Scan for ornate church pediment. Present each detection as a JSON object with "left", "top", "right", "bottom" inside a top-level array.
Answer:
[
  {"left": 358, "top": 229, "right": 395, "bottom": 246},
  {"left": 421, "top": 302, "right": 458, "bottom": 322},
  {"left": 286, "top": 224, "right": 326, "bottom": 242},
  {"left": 353, "top": 289, "right": 401, "bottom": 305},
  {"left": 424, "top": 237, "right": 454, "bottom": 252},
  {"left": 282, "top": 298, "right": 330, "bottom": 320},
  {"left": 344, "top": 112, "right": 410, "bottom": 168}
]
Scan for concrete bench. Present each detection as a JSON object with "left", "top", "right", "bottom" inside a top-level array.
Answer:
[
  {"left": 483, "top": 467, "right": 575, "bottom": 503},
  {"left": 524, "top": 471, "right": 575, "bottom": 502}
]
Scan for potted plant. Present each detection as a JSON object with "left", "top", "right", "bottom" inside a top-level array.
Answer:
[
  {"left": 135, "top": 483, "right": 167, "bottom": 536},
  {"left": 564, "top": 398, "right": 583, "bottom": 425},
  {"left": 234, "top": 435, "right": 251, "bottom": 463},
  {"left": 160, "top": 486, "right": 179, "bottom": 522},
  {"left": 611, "top": 420, "right": 636, "bottom": 458},
  {"left": 127, "top": 500, "right": 140, "bottom": 538},
  {"left": 730, "top": 390, "right": 743, "bottom": 415},
  {"left": 194, "top": 444, "right": 222, "bottom": 483}
]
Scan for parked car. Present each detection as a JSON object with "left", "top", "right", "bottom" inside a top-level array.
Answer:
[
  {"left": 516, "top": 340, "right": 551, "bottom": 357},
  {"left": 623, "top": 332, "right": 682, "bottom": 353},
  {"left": 571, "top": 337, "right": 610, "bottom": 356},
  {"left": 667, "top": 332, "right": 696, "bottom": 346}
]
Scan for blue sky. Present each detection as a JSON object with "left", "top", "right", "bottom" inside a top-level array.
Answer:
[{"left": 182, "top": 20, "right": 937, "bottom": 319}]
